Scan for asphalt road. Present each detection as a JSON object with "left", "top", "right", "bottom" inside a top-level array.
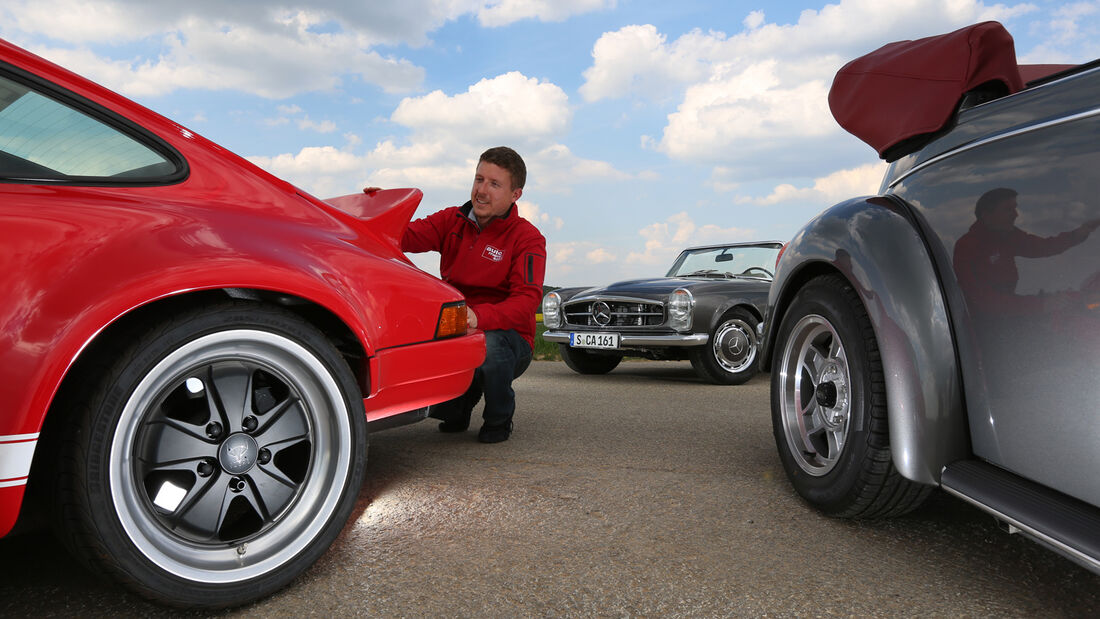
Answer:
[{"left": 2, "top": 360, "right": 1098, "bottom": 617}]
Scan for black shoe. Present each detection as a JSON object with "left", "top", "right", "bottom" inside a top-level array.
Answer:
[
  {"left": 438, "top": 419, "right": 469, "bottom": 433},
  {"left": 477, "top": 422, "right": 512, "bottom": 443}
]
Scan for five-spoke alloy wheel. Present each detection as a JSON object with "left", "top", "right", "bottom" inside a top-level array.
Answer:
[{"left": 55, "top": 303, "right": 367, "bottom": 608}]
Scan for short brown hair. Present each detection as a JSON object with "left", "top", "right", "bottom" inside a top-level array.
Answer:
[
  {"left": 479, "top": 146, "right": 526, "bottom": 190},
  {"left": 975, "top": 187, "right": 1017, "bottom": 219}
]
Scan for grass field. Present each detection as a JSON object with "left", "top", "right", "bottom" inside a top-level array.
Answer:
[{"left": 533, "top": 320, "right": 560, "bottom": 361}]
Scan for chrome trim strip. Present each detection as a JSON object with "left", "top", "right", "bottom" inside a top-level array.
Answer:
[
  {"left": 0, "top": 434, "right": 38, "bottom": 485},
  {"left": 941, "top": 484, "right": 1100, "bottom": 572},
  {"left": 543, "top": 331, "right": 708, "bottom": 347},
  {"left": 564, "top": 294, "right": 664, "bottom": 306},
  {"left": 889, "top": 107, "right": 1100, "bottom": 189}
]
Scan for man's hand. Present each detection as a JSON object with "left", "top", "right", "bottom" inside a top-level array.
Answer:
[{"left": 467, "top": 307, "right": 478, "bottom": 330}]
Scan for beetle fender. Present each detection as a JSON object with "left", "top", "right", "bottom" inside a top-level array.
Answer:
[{"left": 762, "top": 196, "right": 967, "bottom": 484}]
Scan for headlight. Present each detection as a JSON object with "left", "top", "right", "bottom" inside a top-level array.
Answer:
[
  {"left": 542, "top": 291, "right": 562, "bottom": 329},
  {"left": 668, "top": 288, "right": 694, "bottom": 332}
]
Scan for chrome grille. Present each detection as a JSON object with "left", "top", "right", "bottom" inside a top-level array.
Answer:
[{"left": 562, "top": 299, "right": 665, "bottom": 327}]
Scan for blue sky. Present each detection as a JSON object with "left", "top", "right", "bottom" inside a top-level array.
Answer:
[{"left": 2, "top": 0, "right": 1098, "bottom": 286}]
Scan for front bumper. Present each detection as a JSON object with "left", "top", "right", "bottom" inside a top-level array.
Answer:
[
  {"left": 364, "top": 332, "right": 486, "bottom": 422},
  {"left": 542, "top": 331, "right": 708, "bottom": 347}
]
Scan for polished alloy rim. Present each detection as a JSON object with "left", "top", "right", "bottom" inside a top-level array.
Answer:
[
  {"left": 777, "top": 314, "right": 851, "bottom": 476},
  {"left": 712, "top": 318, "right": 757, "bottom": 373},
  {"left": 109, "top": 330, "right": 352, "bottom": 583}
]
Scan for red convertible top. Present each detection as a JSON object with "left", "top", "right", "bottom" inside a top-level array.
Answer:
[{"left": 829, "top": 22, "right": 1025, "bottom": 160}]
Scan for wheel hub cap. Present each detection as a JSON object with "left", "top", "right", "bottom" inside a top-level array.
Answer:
[
  {"left": 816, "top": 362, "right": 849, "bottom": 430},
  {"left": 726, "top": 331, "right": 747, "bottom": 356},
  {"left": 219, "top": 433, "right": 259, "bottom": 475},
  {"left": 713, "top": 319, "right": 756, "bottom": 372},
  {"left": 815, "top": 381, "right": 838, "bottom": 408}
]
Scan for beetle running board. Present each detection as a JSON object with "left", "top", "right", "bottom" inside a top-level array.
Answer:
[{"left": 941, "top": 459, "right": 1100, "bottom": 575}]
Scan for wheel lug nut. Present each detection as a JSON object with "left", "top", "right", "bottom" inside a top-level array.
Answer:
[
  {"left": 205, "top": 422, "right": 223, "bottom": 439},
  {"left": 229, "top": 477, "right": 246, "bottom": 493},
  {"left": 242, "top": 416, "right": 258, "bottom": 432},
  {"left": 257, "top": 449, "right": 271, "bottom": 465},
  {"left": 197, "top": 460, "right": 215, "bottom": 477}
]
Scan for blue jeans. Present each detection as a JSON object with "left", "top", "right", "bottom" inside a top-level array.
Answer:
[{"left": 434, "top": 329, "right": 532, "bottom": 428}]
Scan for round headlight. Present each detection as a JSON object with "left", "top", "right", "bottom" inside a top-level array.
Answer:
[
  {"left": 542, "top": 291, "right": 562, "bottom": 329},
  {"left": 668, "top": 288, "right": 694, "bottom": 332}
]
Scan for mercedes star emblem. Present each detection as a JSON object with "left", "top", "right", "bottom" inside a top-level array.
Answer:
[{"left": 592, "top": 301, "right": 612, "bottom": 326}]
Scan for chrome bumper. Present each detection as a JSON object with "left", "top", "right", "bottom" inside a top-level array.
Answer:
[{"left": 542, "top": 330, "right": 708, "bottom": 347}]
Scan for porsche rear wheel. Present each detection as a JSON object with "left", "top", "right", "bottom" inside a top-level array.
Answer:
[
  {"left": 771, "top": 275, "right": 930, "bottom": 518},
  {"left": 559, "top": 344, "right": 622, "bottom": 374},
  {"left": 54, "top": 302, "right": 367, "bottom": 608}
]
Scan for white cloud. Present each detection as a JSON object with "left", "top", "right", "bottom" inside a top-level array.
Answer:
[
  {"left": 478, "top": 0, "right": 615, "bottom": 27},
  {"left": 625, "top": 212, "right": 754, "bottom": 268},
  {"left": 579, "top": 24, "right": 718, "bottom": 102},
  {"left": 391, "top": 72, "right": 571, "bottom": 144},
  {"left": 736, "top": 162, "right": 887, "bottom": 206},
  {"left": 245, "top": 71, "right": 630, "bottom": 205},
  {"left": 581, "top": 0, "right": 1040, "bottom": 173},
  {"left": 518, "top": 201, "right": 564, "bottom": 231},
  {"left": 659, "top": 60, "right": 835, "bottom": 163},
  {"left": 1, "top": 0, "right": 617, "bottom": 99},
  {"left": 247, "top": 145, "right": 366, "bottom": 198},
  {"left": 1018, "top": 2, "right": 1100, "bottom": 63},
  {"left": 525, "top": 144, "right": 633, "bottom": 194},
  {"left": 297, "top": 118, "right": 338, "bottom": 133},
  {"left": 743, "top": 10, "right": 765, "bottom": 30},
  {"left": 264, "top": 106, "right": 337, "bottom": 133},
  {"left": 2, "top": 1, "right": 478, "bottom": 48},
  {"left": 586, "top": 248, "right": 617, "bottom": 263},
  {"left": 544, "top": 212, "right": 756, "bottom": 286},
  {"left": 22, "top": 26, "right": 424, "bottom": 99}
]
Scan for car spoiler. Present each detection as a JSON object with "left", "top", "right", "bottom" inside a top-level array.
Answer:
[{"left": 324, "top": 188, "right": 423, "bottom": 254}]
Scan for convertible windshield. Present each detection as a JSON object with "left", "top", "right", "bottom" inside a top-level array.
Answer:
[{"left": 666, "top": 245, "right": 780, "bottom": 279}]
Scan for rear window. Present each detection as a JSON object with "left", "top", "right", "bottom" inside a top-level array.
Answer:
[{"left": 0, "top": 71, "right": 182, "bottom": 183}]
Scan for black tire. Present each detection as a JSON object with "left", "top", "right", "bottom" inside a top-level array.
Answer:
[
  {"left": 689, "top": 309, "right": 759, "bottom": 385},
  {"left": 53, "top": 302, "right": 368, "bottom": 608},
  {"left": 770, "top": 274, "right": 931, "bottom": 518},
  {"left": 558, "top": 344, "right": 622, "bottom": 374}
]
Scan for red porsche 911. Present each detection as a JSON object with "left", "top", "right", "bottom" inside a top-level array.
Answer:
[{"left": 0, "top": 37, "right": 484, "bottom": 607}]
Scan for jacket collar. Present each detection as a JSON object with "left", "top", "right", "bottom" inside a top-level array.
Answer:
[{"left": 458, "top": 200, "right": 515, "bottom": 229}]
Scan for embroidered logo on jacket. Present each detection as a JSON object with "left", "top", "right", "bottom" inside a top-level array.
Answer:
[{"left": 483, "top": 245, "right": 504, "bottom": 262}]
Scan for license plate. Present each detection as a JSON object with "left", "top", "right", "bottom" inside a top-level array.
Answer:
[{"left": 570, "top": 332, "right": 620, "bottom": 349}]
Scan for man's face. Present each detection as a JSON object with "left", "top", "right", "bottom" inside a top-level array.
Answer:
[
  {"left": 987, "top": 198, "right": 1019, "bottom": 231},
  {"left": 471, "top": 161, "right": 521, "bottom": 225}
]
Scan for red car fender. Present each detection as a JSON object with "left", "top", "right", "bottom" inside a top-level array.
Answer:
[{"left": 1, "top": 189, "right": 464, "bottom": 436}]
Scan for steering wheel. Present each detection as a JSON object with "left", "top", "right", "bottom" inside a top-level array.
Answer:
[{"left": 741, "top": 266, "right": 774, "bottom": 278}]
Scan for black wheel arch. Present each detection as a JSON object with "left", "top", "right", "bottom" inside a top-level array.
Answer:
[{"left": 26, "top": 289, "right": 367, "bottom": 524}]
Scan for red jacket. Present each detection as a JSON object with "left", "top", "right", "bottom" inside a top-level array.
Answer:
[
  {"left": 403, "top": 201, "right": 546, "bottom": 349},
  {"left": 953, "top": 222, "right": 1084, "bottom": 315}
]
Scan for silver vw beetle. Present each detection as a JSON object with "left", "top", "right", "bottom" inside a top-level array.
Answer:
[{"left": 760, "top": 21, "right": 1100, "bottom": 573}]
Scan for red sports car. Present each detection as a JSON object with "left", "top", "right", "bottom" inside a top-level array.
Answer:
[{"left": 0, "top": 38, "right": 484, "bottom": 607}]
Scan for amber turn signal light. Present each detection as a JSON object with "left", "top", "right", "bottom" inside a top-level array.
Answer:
[{"left": 435, "top": 302, "right": 467, "bottom": 338}]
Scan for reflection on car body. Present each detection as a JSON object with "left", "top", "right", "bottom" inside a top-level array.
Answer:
[
  {"left": 543, "top": 242, "right": 781, "bottom": 384},
  {"left": 0, "top": 37, "right": 485, "bottom": 608},
  {"left": 760, "top": 21, "right": 1100, "bottom": 574}
]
